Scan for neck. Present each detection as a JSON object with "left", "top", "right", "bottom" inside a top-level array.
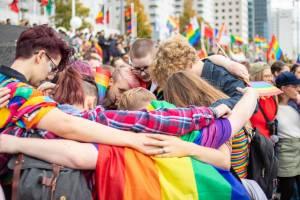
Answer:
[
  {"left": 10, "top": 59, "right": 31, "bottom": 81},
  {"left": 190, "top": 59, "right": 204, "bottom": 76},
  {"left": 279, "top": 94, "right": 289, "bottom": 105}
]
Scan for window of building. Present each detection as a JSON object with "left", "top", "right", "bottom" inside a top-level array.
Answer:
[
  {"left": 236, "top": 22, "right": 239, "bottom": 25},
  {"left": 229, "top": 8, "right": 232, "bottom": 12},
  {"left": 236, "top": 15, "right": 239, "bottom": 18},
  {"left": 149, "top": 5, "right": 158, "bottom": 9},
  {"left": 236, "top": 29, "right": 239, "bottom": 32},
  {"left": 229, "top": 29, "right": 232, "bottom": 32},
  {"left": 215, "top": 16, "right": 218, "bottom": 20},
  {"left": 216, "top": 23, "right": 219, "bottom": 27},
  {"left": 236, "top": 8, "right": 239, "bottom": 12},
  {"left": 229, "top": 22, "right": 233, "bottom": 26},
  {"left": 215, "top": 9, "right": 219, "bottom": 13},
  {"left": 222, "top": 9, "right": 225, "bottom": 12},
  {"left": 198, "top": 10, "right": 203, "bottom": 15},
  {"left": 236, "top": 1, "right": 239, "bottom": 5},
  {"left": 215, "top": 3, "right": 218, "bottom": 6},
  {"left": 222, "top": 16, "right": 225, "bottom": 19},
  {"left": 229, "top": 15, "right": 232, "bottom": 19},
  {"left": 222, "top": 2, "right": 225, "bottom": 6},
  {"left": 198, "top": 3, "right": 203, "bottom": 7}
]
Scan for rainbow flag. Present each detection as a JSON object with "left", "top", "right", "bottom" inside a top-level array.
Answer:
[
  {"left": 166, "top": 16, "right": 179, "bottom": 33},
  {"left": 231, "top": 34, "right": 243, "bottom": 45},
  {"left": 254, "top": 36, "right": 268, "bottom": 48},
  {"left": 94, "top": 101, "right": 250, "bottom": 200},
  {"left": 250, "top": 81, "right": 283, "bottom": 97},
  {"left": 186, "top": 17, "right": 201, "bottom": 47},
  {"left": 94, "top": 67, "right": 111, "bottom": 103},
  {"left": 94, "top": 43, "right": 103, "bottom": 58},
  {"left": 95, "top": 5, "right": 104, "bottom": 24},
  {"left": 125, "top": 6, "right": 132, "bottom": 34},
  {"left": 267, "top": 35, "right": 283, "bottom": 61}
]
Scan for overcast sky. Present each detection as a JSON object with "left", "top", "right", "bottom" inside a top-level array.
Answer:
[{"left": 272, "top": 0, "right": 297, "bottom": 8}]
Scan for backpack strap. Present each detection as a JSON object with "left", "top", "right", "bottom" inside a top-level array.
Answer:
[
  {"left": 50, "top": 164, "right": 61, "bottom": 200},
  {"left": 11, "top": 154, "right": 24, "bottom": 200}
]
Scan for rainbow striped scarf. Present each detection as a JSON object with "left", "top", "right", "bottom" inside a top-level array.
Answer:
[
  {"left": 95, "top": 101, "right": 250, "bottom": 200},
  {"left": 94, "top": 67, "right": 111, "bottom": 103}
]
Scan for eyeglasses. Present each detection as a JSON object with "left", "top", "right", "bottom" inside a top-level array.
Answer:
[
  {"left": 34, "top": 51, "right": 59, "bottom": 72},
  {"left": 44, "top": 53, "right": 59, "bottom": 73},
  {"left": 131, "top": 66, "right": 149, "bottom": 73}
]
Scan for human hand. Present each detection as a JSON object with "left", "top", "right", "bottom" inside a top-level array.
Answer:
[
  {"left": 127, "top": 133, "right": 163, "bottom": 155},
  {"left": 213, "top": 104, "right": 232, "bottom": 118},
  {"left": 143, "top": 134, "right": 191, "bottom": 158},
  {"left": 230, "top": 62, "right": 250, "bottom": 82},
  {"left": 0, "top": 87, "right": 11, "bottom": 108},
  {"left": 37, "top": 82, "right": 56, "bottom": 96},
  {"left": 237, "top": 87, "right": 258, "bottom": 98}
]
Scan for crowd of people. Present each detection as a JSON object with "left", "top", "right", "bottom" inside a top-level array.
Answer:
[{"left": 0, "top": 24, "right": 299, "bottom": 200}]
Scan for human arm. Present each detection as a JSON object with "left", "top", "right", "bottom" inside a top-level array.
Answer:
[
  {"left": 81, "top": 106, "right": 215, "bottom": 136},
  {"left": 228, "top": 87, "right": 258, "bottom": 135},
  {"left": 0, "top": 134, "right": 97, "bottom": 169},
  {"left": 36, "top": 108, "right": 161, "bottom": 154},
  {"left": 144, "top": 134, "right": 231, "bottom": 170},
  {"left": 201, "top": 59, "right": 248, "bottom": 109},
  {"left": 208, "top": 55, "right": 249, "bottom": 82}
]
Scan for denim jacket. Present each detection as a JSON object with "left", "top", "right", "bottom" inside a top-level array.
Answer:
[{"left": 201, "top": 59, "right": 247, "bottom": 109}]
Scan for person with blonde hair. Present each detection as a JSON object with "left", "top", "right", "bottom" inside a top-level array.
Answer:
[
  {"left": 163, "top": 71, "right": 253, "bottom": 179},
  {"left": 150, "top": 35, "right": 249, "bottom": 109},
  {"left": 249, "top": 62, "right": 277, "bottom": 138}
]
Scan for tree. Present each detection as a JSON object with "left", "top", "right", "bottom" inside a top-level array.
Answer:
[
  {"left": 55, "top": 0, "right": 90, "bottom": 30},
  {"left": 126, "top": 0, "right": 152, "bottom": 38},
  {"left": 179, "top": 0, "right": 196, "bottom": 34}
]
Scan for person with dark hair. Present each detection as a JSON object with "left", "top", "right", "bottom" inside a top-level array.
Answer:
[
  {"left": 291, "top": 64, "right": 300, "bottom": 79},
  {"left": 0, "top": 25, "right": 227, "bottom": 157},
  {"left": 275, "top": 72, "right": 300, "bottom": 200},
  {"left": 98, "top": 31, "right": 110, "bottom": 64},
  {"left": 271, "top": 61, "right": 290, "bottom": 78}
]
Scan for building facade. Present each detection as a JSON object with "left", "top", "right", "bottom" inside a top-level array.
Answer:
[
  {"left": 214, "top": 0, "right": 248, "bottom": 43},
  {"left": 173, "top": 0, "right": 214, "bottom": 25},
  {"left": 271, "top": 8, "right": 300, "bottom": 59},
  {"left": 248, "top": 0, "right": 255, "bottom": 40},
  {"left": 253, "top": 0, "right": 271, "bottom": 40}
]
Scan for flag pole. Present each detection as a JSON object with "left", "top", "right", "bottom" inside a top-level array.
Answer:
[{"left": 215, "top": 40, "right": 229, "bottom": 58}]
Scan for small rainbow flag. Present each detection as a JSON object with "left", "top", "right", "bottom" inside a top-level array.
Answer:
[
  {"left": 166, "top": 16, "right": 179, "bottom": 33},
  {"left": 250, "top": 81, "right": 283, "bottom": 97},
  {"left": 254, "top": 36, "right": 268, "bottom": 48},
  {"left": 231, "top": 34, "right": 243, "bottom": 45},
  {"left": 94, "top": 100, "right": 250, "bottom": 200},
  {"left": 267, "top": 35, "right": 283, "bottom": 61},
  {"left": 95, "top": 67, "right": 111, "bottom": 103},
  {"left": 186, "top": 17, "right": 201, "bottom": 47},
  {"left": 94, "top": 43, "right": 103, "bottom": 58}
]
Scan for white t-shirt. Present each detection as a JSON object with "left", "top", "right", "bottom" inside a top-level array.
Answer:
[{"left": 277, "top": 105, "right": 300, "bottom": 139}]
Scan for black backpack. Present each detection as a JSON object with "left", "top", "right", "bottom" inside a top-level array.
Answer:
[
  {"left": 8, "top": 154, "right": 93, "bottom": 200},
  {"left": 247, "top": 129, "right": 278, "bottom": 199}
]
